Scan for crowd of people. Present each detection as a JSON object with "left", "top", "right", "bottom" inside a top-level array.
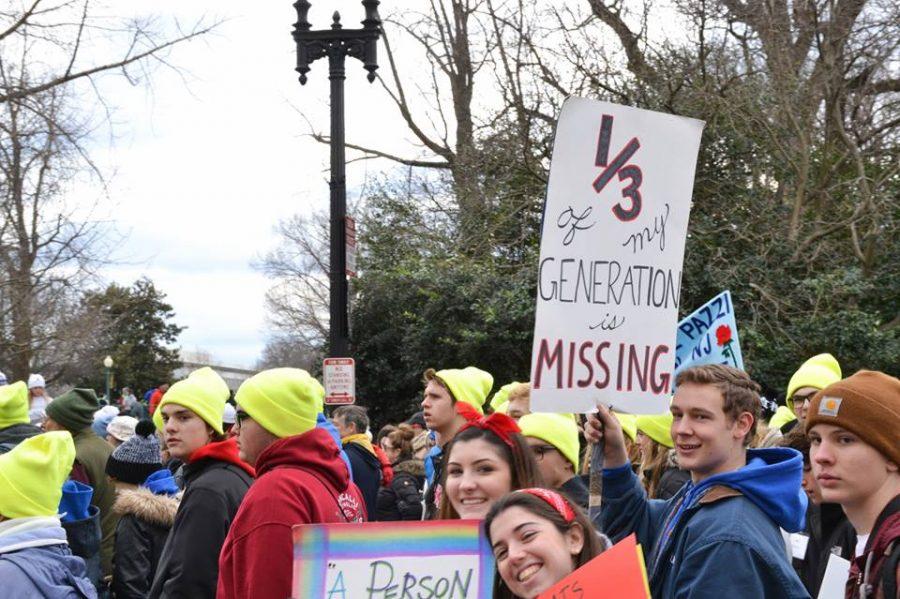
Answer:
[{"left": 0, "top": 356, "right": 896, "bottom": 598}]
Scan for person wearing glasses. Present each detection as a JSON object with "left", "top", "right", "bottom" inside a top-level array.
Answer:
[
  {"left": 217, "top": 368, "right": 366, "bottom": 599},
  {"left": 782, "top": 354, "right": 843, "bottom": 436},
  {"left": 148, "top": 368, "right": 254, "bottom": 599},
  {"left": 518, "top": 412, "right": 588, "bottom": 510}
]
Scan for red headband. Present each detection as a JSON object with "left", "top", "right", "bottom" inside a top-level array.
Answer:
[
  {"left": 518, "top": 488, "right": 576, "bottom": 523},
  {"left": 458, "top": 412, "right": 521, "bottom": 447}
]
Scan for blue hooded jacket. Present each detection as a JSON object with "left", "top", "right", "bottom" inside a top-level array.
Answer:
[
  {"left": 424, "top": 443, "right": 441, "bottom": 485},
  {"left": 0, "top": 519, "right": 97, "bottom": 598},
  {"left": 317, "top": 413, "right": 354, "bottom": 481},
  {"left": 599, "top": 447, "right": 810, "bottom": 599}
]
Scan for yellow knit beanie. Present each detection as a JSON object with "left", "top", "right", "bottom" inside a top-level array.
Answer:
[
  {"left": 153, "top": 367, "right": 230, "bottom": 435},
  {"left": 519, "top": 412, "right": 580, "bottom": 472},
  {"left": 236, "top": 368, "right": 324, "bottom": 438},
  {"left": 0, "top": 431, "right": 75, "bottom": 518},
  {"left": 636, "top": 413, "right": 675, "bottom": 448},
  {"left": 614, "top": 412, "right": 638, "bottom": 442},
  {"left": 489, "top": 381, "right": 522, "bottom": 415},
  {"left": 786, "top": 353, "right": 842, "bottom": 411},
  {"left": 435, "top": 367, "right": 493, "bottom": 415},
  {"left": 0, "top": 381, "right": 29, "bottom": 429},
  {"left": 768, "top": 405, "right": 797, "bottom": 430}
]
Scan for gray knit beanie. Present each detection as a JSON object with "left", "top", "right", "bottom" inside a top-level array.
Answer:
[{"left": 105, "top": 420, "right": 163, "bottom": 484}]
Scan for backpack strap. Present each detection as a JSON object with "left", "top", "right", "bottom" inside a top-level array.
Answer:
[{"left": 881, "top": 539, "right": 898, "bottom": 599}]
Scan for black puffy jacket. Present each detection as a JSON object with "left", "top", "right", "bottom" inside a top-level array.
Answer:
[
  {"left": 792, "top": 501, "right": 856, "bottom": 597},
  {"left": 376, "top": 459, "right": 425, "bottom": 521},
  {"left": 148, "top": 444, "right": 253, "bottom": 599},
  {"left": 112, "top": 487, "right": 179, "bottom": 599}
]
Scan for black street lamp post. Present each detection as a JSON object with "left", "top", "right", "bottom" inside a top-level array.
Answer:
[{"left": 292, "top": 1, "right": 381, "bottom": 358}]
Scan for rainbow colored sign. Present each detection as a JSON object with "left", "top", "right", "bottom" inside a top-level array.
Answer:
[{"left": 291, "top": 520, "right": 495, "bottom": 599}]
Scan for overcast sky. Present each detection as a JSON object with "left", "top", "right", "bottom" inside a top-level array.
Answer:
[
  {"left": 81, "top": 1, "right": 424, "bottom": 368},
  {"left": 73, "top": 1, "right": 670, "bottom": 370}
]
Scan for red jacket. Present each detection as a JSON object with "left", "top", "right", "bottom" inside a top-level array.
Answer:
[
  {"left": 148, "top": 388, "right": 164, "bottom": 415},
  {"left": 216, "top": 428, "right": 366, "bottom": 599}
]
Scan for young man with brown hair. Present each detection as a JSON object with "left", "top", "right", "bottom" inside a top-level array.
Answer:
[
  {"left": 781, "top": 428, "right": 856, "bottom": 597},
  {"left": 586, "top": 364, "right": 809, "bottom": 598},
  {"left": 420, "top": 366, "right": 492, "bottom": 519},
  {"left": 806, "top": 370, "right": 900, "bottom": 599}
]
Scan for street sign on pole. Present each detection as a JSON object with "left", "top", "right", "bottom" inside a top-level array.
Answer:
[
  {"left": 345, "top": 217, "right": 357, "bottom": 278},
  {"left": 324, "top": 357, "right": 356, "bottom": 405}
]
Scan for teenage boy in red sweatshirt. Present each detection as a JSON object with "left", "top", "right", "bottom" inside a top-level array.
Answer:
[{"left": 217, "top": 368, "right": 366, "bottom": 599}]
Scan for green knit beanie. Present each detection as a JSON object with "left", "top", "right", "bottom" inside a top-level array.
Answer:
[{"left": 46, "top": 388, "right": 100, "bottom": 432}]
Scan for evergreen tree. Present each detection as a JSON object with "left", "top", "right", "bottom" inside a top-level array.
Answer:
[{"left": 80, "top": 279, "right": 184, "bottom": 396}]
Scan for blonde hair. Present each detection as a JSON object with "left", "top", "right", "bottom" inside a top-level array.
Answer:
[
  {"left": 639, "top": 437, "right": 671, "bottom": 498},
  {"left": 506, "top": 383, "right": 531, "bottom": 405}
]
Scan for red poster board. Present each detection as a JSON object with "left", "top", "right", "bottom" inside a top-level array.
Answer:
[{"left": 538, "top": 534, "right": 650, "bottom": 599}]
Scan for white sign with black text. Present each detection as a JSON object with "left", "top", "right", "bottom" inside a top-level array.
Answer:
[
  {"left": 531, "top": 97, "right": 704, "bottom": 415},
  {"left": 324, "top": 357, "right": 356, "bottom": 405}
]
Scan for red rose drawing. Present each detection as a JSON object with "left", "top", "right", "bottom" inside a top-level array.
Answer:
[
  {"left": 715, "top": 324, "right": 740, "bottom": 368},
  {"left": 716, "top": 325, "right": 732, "bottom": 346}
]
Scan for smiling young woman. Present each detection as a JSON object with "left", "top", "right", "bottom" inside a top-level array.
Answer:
[
  {"left": 436, "top": 413, "right": 543, "bottom": 521},
  {"left": 485, "top": 489, "right": 608, "bottom": 599}
]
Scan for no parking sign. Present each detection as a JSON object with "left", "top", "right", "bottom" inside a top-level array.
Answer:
[{"left": 324, "top": 358, "right": 355, "bottom": 405}]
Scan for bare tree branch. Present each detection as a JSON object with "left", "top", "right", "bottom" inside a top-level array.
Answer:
[{"left": 0, "top": 19, "right": 218, "bottom": 103}]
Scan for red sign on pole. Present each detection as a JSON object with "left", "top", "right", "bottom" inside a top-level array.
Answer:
[
  {"left": 324, "top": 357, "right": 355, "bottom": 405},
  {"left": 345, "top": 217, "right": 357, "bottom": 278}
]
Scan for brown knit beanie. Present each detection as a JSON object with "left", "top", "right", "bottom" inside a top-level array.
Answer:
[{"left": 806, "top": 370, "right": 900, "bottom": 465}]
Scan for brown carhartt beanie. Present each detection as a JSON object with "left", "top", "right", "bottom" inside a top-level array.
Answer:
[{"left": 806, "top": 370, "right": 900, "bottom": 465}]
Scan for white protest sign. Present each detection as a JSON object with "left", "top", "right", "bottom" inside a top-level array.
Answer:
[
  {"left": 292, "top": 521, "right": 494, "bottom": 598},
  {"left": 531, "top": 97, "right": 704, "bottom": 414},
  {"left": 789, "top": 533, "right": 810, "bottom": 560},
  {"left": 324, "top": 357, "right": 355, "bottom": 405},
  {"left": 817, "top": 553, "right": 851, "bottom": 599}
]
